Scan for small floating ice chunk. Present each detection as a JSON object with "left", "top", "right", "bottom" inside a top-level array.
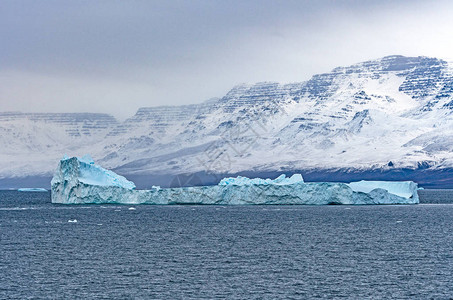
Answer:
[
  {"left": 128, "top": 207, "right": 136, "bottom": 210},
  {"left": 68, "top": 219, "right": 78, "bottom": 223}
]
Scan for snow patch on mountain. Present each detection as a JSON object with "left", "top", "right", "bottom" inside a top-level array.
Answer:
[{"left": 1, "top": 55, "right": 453, "bottom": 181}]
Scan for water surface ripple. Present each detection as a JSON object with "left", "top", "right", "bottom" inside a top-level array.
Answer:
[{"left": 1, "top": 190, "right": 453, "bottom": 299}]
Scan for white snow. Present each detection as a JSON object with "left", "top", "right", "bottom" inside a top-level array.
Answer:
[{"left": 1, "top": 56, "right": 453, "bottom": 178}]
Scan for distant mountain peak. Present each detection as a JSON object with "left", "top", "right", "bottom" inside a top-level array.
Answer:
[{"left": 1, "top": 55, "right": 452, "bottom": 188}]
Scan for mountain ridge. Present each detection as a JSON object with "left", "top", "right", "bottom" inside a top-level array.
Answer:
[{"left": 1, "top": 55, "right": 452, "bottom": 188}]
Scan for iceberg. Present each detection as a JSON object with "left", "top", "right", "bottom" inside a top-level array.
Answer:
[
  {"left": 51, "top": 155, "right": 136, "bottom": 204},
  {"left": 51, "top": 156, "right": 419, "bottom": 205},
  {"left": 18, "top": 188, "right": 48, "bottom": 192},
  {"left": 219, "top": 174, "right": 304, "bottom": 186},
  {"left": 348, "top": 180, "right": 418, "bottom": 199},
  {"left": 52, "top": 155, "right": 135, "bottom": 189}
]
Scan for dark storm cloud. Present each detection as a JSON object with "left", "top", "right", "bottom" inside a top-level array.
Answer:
[{"left": 1, "top": 0, "right": 452, "bottom": 119}]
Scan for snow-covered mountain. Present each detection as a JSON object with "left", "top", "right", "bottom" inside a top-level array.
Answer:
[{"left": 1, "top": 55, "right": 453, "bottom": 188}]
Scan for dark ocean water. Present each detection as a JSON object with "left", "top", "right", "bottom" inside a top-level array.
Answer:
[{"left": 1, "top": 190, "right": 453, "bottom": 299}]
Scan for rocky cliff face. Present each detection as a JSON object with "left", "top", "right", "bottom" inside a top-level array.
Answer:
[{"left": 1, "top": 55, "right": 452, "bottom": 187}]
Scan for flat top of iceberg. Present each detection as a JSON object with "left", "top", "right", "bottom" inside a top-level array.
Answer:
[
  {"left": 347, "top": 180, "right": 417, "bottom": 199},
  {"left": 219, "top": 174, "right": 304, "bottom": 186},
  {"left": 18, "top": 188, "right": 48, "bottom": 192},
  {"left": 57, "top": 155, "right": 136, "bottom": 189}
]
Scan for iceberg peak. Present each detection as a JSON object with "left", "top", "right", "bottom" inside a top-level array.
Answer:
[
  {"left": 78, "top": 154, "right": 95, "bottom": 165},
  {"left": 51, "top": 155, "right": 135, "bottom": 195}
]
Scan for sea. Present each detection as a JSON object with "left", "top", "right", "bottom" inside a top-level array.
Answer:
[{"left": 1, "top": 190, "right": 453, "bottom": 299}]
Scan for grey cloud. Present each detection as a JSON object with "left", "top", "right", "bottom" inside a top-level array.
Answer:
[{"left": 1, "top": 0, "right": 452, "bottom": 119}]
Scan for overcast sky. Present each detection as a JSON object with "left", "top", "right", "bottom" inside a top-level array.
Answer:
[{"left": 1, "top": 0, "right": 453, "bottom": 119}]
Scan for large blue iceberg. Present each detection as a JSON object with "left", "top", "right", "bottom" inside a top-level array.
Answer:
[{"left": 51, "top": 156, "right": 419, "bottom": 205}]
